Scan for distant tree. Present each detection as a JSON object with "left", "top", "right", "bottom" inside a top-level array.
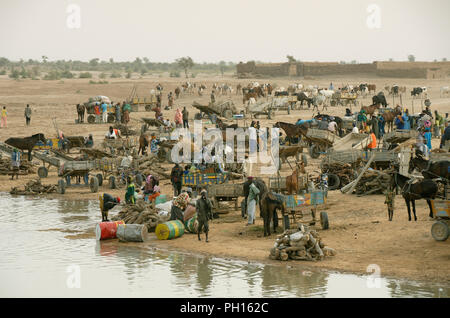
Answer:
[
  {"left": 339, "top": 61, "right": 346, "bottom": 64},
  {"left": 89, "top": 58, "right": 99, "bottom": 67},
  {"left": 434, "top": 59, "right": 437, "bottom": 62},
  {"left": 408, "top": 54, "right": 415, "bottom": 62},
  {"left": 109, "top": 58, "right": 114, "bottom": 64},
  {"left": 286, "top": 55, "right": 296, "bottom": 63},
  {"left": 0, "top": 57, "right": 9, "bottom": 67},
  {"left": 443, "top": 58, "right": 448, "bottom": 62},
  {"left": 9, "top": 68, "right": 20, "bottom": 79},
  {"left": 42, "top": 56, "right": 48, "bottom": 64},
  {"left": 143, "top": 57, "right": 150, "bottom": 64},
  {"left": 389, "top": 58, "right": 394, "bottom": 62},
  {"left": 219, "top": 61, "right": 226, "bottom": 77},
  {"left": 350, "top": 60, "right": 357, "bottom": 64},
  {"left": 176, "top": 57, "right": 194, "bottom": 78}
]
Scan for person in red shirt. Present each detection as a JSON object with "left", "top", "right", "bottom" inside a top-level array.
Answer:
[{"left": 94, "top": 103, "right": 101, "bottom": 123}]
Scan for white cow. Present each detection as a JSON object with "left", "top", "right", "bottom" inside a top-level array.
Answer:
[{"left": 319, "top": 89, "right": 334, "bottom": 98}]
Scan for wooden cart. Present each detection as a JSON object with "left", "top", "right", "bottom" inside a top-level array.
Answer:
[
  {"left": 101, "top": 137, "right": 137, "bottom": 156},
  {"left": 206, "top": 182, "right": 244, "bottom": 211},
  {"left": 305, "top": 128, "right": 341, "bottom": 159},
  {"left": 278, "top": 190, "right": 329, "bottom": 231},
  {"left": 430, "top": 199, "right": 449, "bottom": 241}
]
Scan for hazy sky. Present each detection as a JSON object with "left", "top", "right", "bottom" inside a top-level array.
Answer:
[{"left": 1, "top": 0, "right": 449, "bottom": 63}]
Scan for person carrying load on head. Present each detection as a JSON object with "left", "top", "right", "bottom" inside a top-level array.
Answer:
[
  {"left": 196, "top": 189, "right": 213, "bottom": 242},
  {"left": 170, "top": 192, "right": 190, "bottom": 222},
  {"left": 99, "top": 193, "right": 121, "bottom": 222}
]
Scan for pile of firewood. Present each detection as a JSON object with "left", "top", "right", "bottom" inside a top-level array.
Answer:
[
  {"left": 0, "top": 158, "right": 34, "bottom": 175},
  {"left": 135, "top": 155, "right": 170, "bottom": 180},
  {"left": 111, "top": 200, "right": 170, "bottom": 232},
  {"left": 321, "top": 162, "right": 358, "bottom": 187},
  {"left": 114, "top": 124, "right": 138, "bottom": 136},
  {"left": 269, "top": 225, "right": 336, "bottom": 261},
  {"left": 353, "top": 169, "right": 392, "bottom": 196},
  {"left": 10, "top": 179, "right": 57, "bottom": 195}
]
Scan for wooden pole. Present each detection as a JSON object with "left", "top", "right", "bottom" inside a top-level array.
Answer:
[{"left": 343, "top": 153, "right": 375, "bottom": 194}]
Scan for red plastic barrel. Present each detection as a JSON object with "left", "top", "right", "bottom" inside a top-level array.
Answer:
[{"left": 95, "top": 220, "right": 124, "bottom": 240}]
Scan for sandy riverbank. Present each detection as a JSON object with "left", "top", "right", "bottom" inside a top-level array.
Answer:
[{"left": 0, "top": 74, "right": 449, "bottom": 284}]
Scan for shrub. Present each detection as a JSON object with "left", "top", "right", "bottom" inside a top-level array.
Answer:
[
  {"left": 43, "top": 71, "right": 61, "bottom": 80},
  {"left": 61, "top": 70, "right": 74, "bottom": 78},
  {"left": 99, "top": 72, "right": 107, "bottom": 79},
  {"left": 9, "top": 69, "right": 20, "bottom": 79},
  {"left": 79, "top": 72, "right": 93, "bottom": 78},
  {"left": 0, "top": 70, "right": 6, "bottom": 75},
  {"left": 110, "top": 72, "right": 121, "bottom": 78},
  {"left": 126, "top": 72, "right": 132, "bottom": 79},
  {"left": 170, "top": 71, "right": 181, "bottom": 78}
]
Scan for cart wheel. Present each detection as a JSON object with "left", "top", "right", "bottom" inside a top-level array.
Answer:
[
  {"left": 320, "top": 212, "right": 329, "bottom": 230},
  {"left": 145, "top": 105, "right": 152, "bottom": 111},
  {"left": 90, "top": 176, "right": 99, "bottom": 193},
  {"left": 328, "top": 173, "right": 340, "bottom": 190},
  {"left": 57, "top": 179, "right": 66, "bottom": 194},
  {"left": 87, "top": 115, "right": 95, "bottom": 124},
  {"left": 109, "top": 176, "right": 116, "bottom": 189},
  {"left": 431, "top": 221, "right": 449, "bottom": 241},
  {"left": 107, "top": 114, "right": 115, "bottom": 123},
  {"left": 195, "top": 112, "right": 202, "bottom": 120},
  {"left": 96, "top": 173, "right": 103, "bottom": 187},
  {"left": 302, "top": 154, "right": 308, "bottom": 167},
  {"left": 135, "top": 173, "right": 143, "bottom": 187},
  {"left": 38, "top": 166, "right": 48, "bottom": 178},
  {"left": 309, "top": 144, "right": 320, "bottom": 159}
]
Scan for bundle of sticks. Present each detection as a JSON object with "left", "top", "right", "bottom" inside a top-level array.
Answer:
[
  {"left": 0, "top": 158, "right": 34, "bottom": 175},
  {"left": 111, "top": 200, "right": 170, "bottom": 232},
  {"left": 269, "top": 225, "right": 336, "bottom": 262},
  {"left": 135, "top": 155, "right": 171, "bottom": 180},
  {"left": 10, "top": 179, "right": 57, "bottom": 195},
  {"left": 353, "top": 169, "right": 392, "bottom": 196}
]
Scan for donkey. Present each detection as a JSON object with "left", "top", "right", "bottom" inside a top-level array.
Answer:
[
  {"left": 5, "top": 133, "right": 46, "bottom": 161},
  {"left": 76, "top": 104, "right": 86, "bottom": 123},
  {"left": 392, "top": 172, "right": 438, "bottom": 221},
  {"left": 286, "top": 162, "right": 306, "bottom": 195},
  {"left": 408, "top": 151, "right": 449, "bottom": 181},
  {"left": 260, "top": 191, "right": 285, "bottom": 236}
]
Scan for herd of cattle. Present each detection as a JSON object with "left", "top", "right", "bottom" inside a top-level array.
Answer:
[{"left": 176, "top": 80, "right": 450, "bottom": 109}]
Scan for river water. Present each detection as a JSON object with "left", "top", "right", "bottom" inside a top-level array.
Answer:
[{"left": 0, "top": 193, "right": 448, "bottom": 298}]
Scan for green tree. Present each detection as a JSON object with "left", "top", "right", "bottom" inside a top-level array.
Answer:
[
  {"left": 176, "top": 57, "right": 194, "bottom": 78},
  {"left": 42, "top": 55, "right": 48, "bottom": 63},
  {"left": 408, "top": 54, "right": 415, "bottom": 62},
  {"left": 286, "top": 55, "right": 296, "bottom": 63},
  {"left": 443, "top": 58, "right": 447, "bottom": 62},
  {"left": 89, "top": 58, "right": 99, "bottom": 68}
]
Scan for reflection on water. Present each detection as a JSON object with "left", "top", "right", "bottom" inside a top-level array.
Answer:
[{"left": 0, "top": 193, "right": 448, "bottom": 298}]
